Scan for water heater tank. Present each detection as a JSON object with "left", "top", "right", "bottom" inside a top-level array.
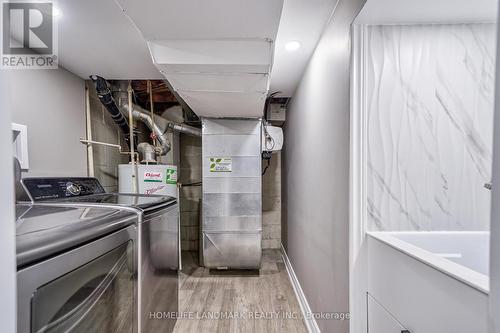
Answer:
[{"left": 119, "top": 164, "right": 178, "bottom": 197}]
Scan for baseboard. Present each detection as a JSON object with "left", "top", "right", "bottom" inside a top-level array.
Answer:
[{"left": 280, "top": 243, "right": 321, "bottom": 333}]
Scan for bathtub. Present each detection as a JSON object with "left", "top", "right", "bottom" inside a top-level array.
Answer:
[
  {"left": 366, "top": 231, "right": 489, "bottom": 333},
  {"left": 368, "top": 231, "right": 489, "bottom": 292}
]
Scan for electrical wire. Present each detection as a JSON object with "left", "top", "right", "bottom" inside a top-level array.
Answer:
[
  {"left": 265, "top": 135, "right": 275, "bottom": 151},
  {"left": 262, "top": 158, "right": 271, "bottom": 176},
  {"left": 262, "top": 120, "right": 276, "bottom": 151}
]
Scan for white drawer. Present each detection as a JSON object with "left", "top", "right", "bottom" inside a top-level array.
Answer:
[{"left": 368, "top": 294, "right": 410, "bottom": 333}]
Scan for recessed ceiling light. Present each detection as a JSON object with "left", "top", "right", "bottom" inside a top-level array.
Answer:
[
  {"left": 53, "top": 7, "right": 62, "bottom": 17},
  {"left": 285, "top": 41, "right": 301, "bottom": 52}
]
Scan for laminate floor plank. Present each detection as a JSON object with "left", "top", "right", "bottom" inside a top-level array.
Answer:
[{"left": 173, "top": 250, "right": 308, "bottom": 333}]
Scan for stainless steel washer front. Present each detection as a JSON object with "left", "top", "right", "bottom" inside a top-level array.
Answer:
[{"left": 17, "top": 220, "right": 137, "bottom": 333}]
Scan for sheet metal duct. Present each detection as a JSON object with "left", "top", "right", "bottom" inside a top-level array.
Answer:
[
  {"left": 137, "top": 142, "right": 157, "bottom": 163},
  {"left": 115, "top": 0, "right": 283, "bottom": 118},
  {"left": 123, "top": 103, "right": 200, "bottom": 139},
  {"left": 167, "top": 122, "right": 201, "bottom": 137},
  {"left": 201, "top": 118, "right": 262, "bottom": 269}
]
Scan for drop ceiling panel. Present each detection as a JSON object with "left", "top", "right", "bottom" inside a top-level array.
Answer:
[
  {"left": 116, "top": 0, "right": 283, "bottom": 40},
  {"left": 176, "top": 91, "right": 267, "bottom": 118},
  {"left": 166, "top": 73, "right": 269, "bottom": 93}
]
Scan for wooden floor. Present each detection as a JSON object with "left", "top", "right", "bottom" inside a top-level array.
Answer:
[{"left": 173, "top": 250, "right": 308, "bottom": 333}]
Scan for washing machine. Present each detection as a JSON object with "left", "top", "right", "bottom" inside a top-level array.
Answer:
[
  {"left": 16, "top": 203, "right": 138, "bottom": 333},
  {"left": 19, "top": 177, "right": 180, "bottom": 333}
]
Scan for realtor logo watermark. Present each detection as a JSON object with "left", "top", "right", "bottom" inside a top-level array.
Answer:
[{"left": 1, "top": 0, "right": 58, "bottom": 69}]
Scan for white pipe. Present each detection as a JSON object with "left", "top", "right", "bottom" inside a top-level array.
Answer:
[
  {"left": 84, "top": 87, "right": 95, "bottom": 177},
  {"left": 148, "top": 80, "right": 157, "bottom": 147},
  {"left": 79, "top": 139, "right": 139, "bottom": 161},
  {"left": 80, "top": 139, "right": 122, "bottom": 150},
  {"left": 127, "top": 82, "right": 138, "bottom": 194}
]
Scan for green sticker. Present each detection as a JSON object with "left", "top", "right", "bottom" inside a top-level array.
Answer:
[
  {"left": 209, "top": 157, "right": 232, "bottom": 172},
  {"left": 165, "top": 167, "right": 177, "bottom": 184}
]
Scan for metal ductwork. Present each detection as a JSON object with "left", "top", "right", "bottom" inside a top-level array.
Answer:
[
  {"left": 137, "top": 142, "right": 157, "bottom": 164},
  {"left": 89, "top": 75, "right": 201, "bottom": 164},
  {"left": 124, "top": 103, "right": 201, "bottom": 139},
  {"left": 123, "top": 104, "right": 172, "bottom": 156},
  {"left": 162, "top": 79, "right": 197, "bottom": 119},
  {"left": 167, "top": 122, "right": 201, "bottom": 137},
  {"left": 89, "top": 75, "right": 132, "bottom": 147}
]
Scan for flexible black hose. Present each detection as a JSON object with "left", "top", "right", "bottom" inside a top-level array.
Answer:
[{"left": 89, "top": 75, "right": 132, "bottom": 147}]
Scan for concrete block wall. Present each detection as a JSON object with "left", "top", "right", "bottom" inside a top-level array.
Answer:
[
  {"left": 262, "top": 152, "right": 282, "bottom": 249},
  {"left": 179, "top": 134, "right": 202, "bottom": 251},
  {"left": 86, "top": 81, "right": 129, "bottom": 192}
]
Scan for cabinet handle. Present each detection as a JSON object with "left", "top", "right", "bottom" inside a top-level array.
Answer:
[{"left": 401, "top": 331, "right": 411, "bottom": 333}]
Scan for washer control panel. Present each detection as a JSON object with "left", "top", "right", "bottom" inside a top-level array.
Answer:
[{"left": 21, "top": 177, "right": 105, "bottom": 201}]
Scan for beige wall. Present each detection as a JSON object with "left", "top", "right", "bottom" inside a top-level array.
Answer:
[
  {"left": 10, "top": 68, "right": 86, "bottom": 177},
  {"left": 1, "top": 65, "right": 16, "bottom": 333}
]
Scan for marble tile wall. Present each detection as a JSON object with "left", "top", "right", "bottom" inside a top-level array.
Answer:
[{"left": 366, "top": 24, "right": 496, "bottom": 231}]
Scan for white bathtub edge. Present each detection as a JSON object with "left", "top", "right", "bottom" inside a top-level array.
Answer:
[{"left": 367, "top": 231, "right": 489, "bottom": 294}]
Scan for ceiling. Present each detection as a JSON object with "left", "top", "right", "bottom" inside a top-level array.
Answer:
[
  {"left": 53, "top": 0, "right": 499, "bottom": 115},
  {"left": 55, "top": 0, "right": 162, "bottom": 79},
  {"left": 54, "top": 0, "right": 336, "bottom": 98},
  {"left": 270, "top": 0, "right": 339, "bottom": 97}
]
